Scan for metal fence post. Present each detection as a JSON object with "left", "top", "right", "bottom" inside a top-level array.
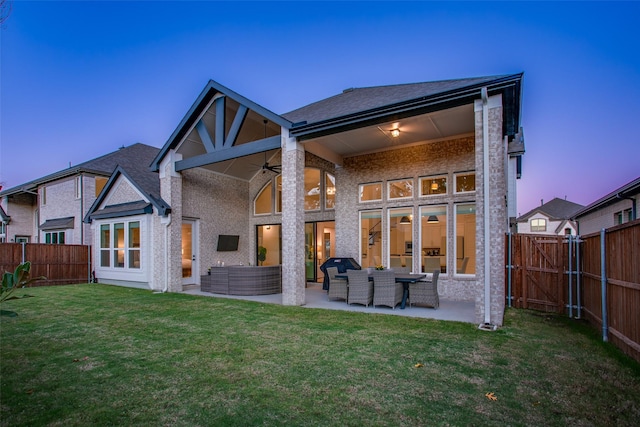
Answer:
[
  {"left": 600, "top": 228, "right": 608, "bottom": 343},
  {"left": 568, "top": 234, "right": 573, "bottom": 318}
]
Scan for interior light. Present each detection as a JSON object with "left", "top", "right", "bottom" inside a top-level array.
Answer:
[
  {"left": 399, "top": 216, "right": 411, "bottom": 224},
  {"left": 427, "top": 215, "right": 439, "bottom": 223},
  {"left": 390, "top": 129, "right": 400, "bottom": 138}
]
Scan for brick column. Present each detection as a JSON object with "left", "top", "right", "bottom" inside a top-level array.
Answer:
[
  {"left": 474, "top": 94, "right": 507, "bottom": 326},
  {"left": 159, "top": 150, "right": 183, "bottom": 293},
  {"left": 280, "top": 129, "right": 306, "bottom": 305}
]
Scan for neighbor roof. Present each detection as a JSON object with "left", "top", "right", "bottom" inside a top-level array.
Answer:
[
  {"left": 573, "top": 176, "right": 640, "bottom": 219},
  {"left": 0, "top": 143, "right": 160, "bottom": 197},
  {"left": 517, "top": 198, "right": 584, "bottom": 222}
]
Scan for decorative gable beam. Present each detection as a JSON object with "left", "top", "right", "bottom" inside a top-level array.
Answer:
[
  {"left": 175, "top": 135, "right": 281, "bottom": 172},
  {"left": 196, "top": 121, "right": 215, "bottom": 152},
  {"left": 224, "top": 105, "right": 248, "bottom": 148},
  {"left": 215, "top": 96, "right": 225, "bottom": 149}
]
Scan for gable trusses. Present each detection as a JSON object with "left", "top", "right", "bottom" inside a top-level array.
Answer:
[{"left": 151, "top": 80, "right": 292, "bottom": 173}]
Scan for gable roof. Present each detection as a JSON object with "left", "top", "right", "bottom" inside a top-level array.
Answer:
[
  {"left": 0, "top": 143, "right": 160, "bottom": 197},
  {"left": 517, "top": 198, "right": 584, "bottom": 222},
  {"left": 573, "top": 176, "right": 640, "bottom": 219},
  {"left": 84, "top": 165, "right": 170, "bottom": 223},
  {"left": 284, "top": 73, "right": 523, "bottom": 141},
  {"left": 150, "top": 80, "right": 292, "bottom": 172}
]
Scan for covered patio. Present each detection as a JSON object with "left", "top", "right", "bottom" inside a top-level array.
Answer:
[{"left": 183, "top": 283, "right": 476, "bottom": 323}]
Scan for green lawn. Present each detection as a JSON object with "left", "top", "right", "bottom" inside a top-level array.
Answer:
[{"left": 1, "top": 284, "right": 639, "bottom": 426}]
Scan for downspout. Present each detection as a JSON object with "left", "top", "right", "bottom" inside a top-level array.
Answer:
[{"left": 481, "top": 87, "right": 493, "bottom": 327}]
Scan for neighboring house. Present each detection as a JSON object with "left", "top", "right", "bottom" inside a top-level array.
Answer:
[
  {"left": 87, "top": 73, "right": 525, "bottom": 327},
  {"left": 0, "top": 143, "right": 159, "bottom": 245},
  {"left": 573, "top": 176, "right": 639, "bottom": 235},
  {"left": 0, "top": 205, "right": 9, "bottom": 242},
  {"left": 516, "top": 197, "right": 584, "bottom": 236}
]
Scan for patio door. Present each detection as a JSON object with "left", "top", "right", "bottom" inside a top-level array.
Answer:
[
  {"left": 181, "top": 220, "right": 198, "bottom": 285},
  {"left": 305, "top": 221, "right": 335, "bottom": 283}
]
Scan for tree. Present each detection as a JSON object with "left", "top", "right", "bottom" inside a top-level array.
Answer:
[{"left": 1, "top": 0, "right": 12, "bottom": 26}]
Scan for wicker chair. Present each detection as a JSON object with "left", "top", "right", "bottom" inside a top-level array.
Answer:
[
  {"left": 372, "top": 270, "right": 403, "bottom": 309},
  {"left": 326, "top": 267, "right": 348, "bottom": 301},
  {"left": 347, "top": 269, "right": 373, "bottom": 307},
  {"left": 408, "top": 270, "right": 440, "bottom": 309}
]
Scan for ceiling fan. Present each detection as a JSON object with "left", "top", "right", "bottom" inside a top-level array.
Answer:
[{"left": 254, "top": 120, "right": 281, "bottom": 174}]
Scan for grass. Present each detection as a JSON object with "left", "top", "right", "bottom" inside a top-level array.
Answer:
[{"left": 1, "top": 284, "right": 639, "bottom": 426}]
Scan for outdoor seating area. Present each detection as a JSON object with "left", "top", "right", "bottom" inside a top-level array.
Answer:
[{"left": 328, "top": 268, "right": 437, "bottom": 310}]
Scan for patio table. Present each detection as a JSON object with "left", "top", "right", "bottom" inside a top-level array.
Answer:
[{"left": 335, "top": 272, "right": 426, "bottom": 309}]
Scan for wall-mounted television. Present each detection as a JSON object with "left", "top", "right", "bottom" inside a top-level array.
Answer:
[{"left": 217, "top": 235, "right": 239, "bottom": 251}]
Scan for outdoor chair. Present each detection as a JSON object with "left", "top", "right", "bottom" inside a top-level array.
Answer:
[
  {"left": 326, "top": 266, "right": 348, "bottom": 301},
  {"left": 372, "top": 270, "right": 403, "bottom": 309},
  {"left": 347, "top": 269, "right": 373, "bottom": 307},
  {"left": 409, "top": 270, "right": 440, "bottom": 309}
]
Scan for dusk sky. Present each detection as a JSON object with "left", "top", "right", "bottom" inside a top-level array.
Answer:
[{"left": 1, "top": 1, "right": 638, "bottom": 216}]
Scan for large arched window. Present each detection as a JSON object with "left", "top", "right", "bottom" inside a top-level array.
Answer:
[
  {"left": 254, "top": 181, "right": 273, "bottom": 215},
  {"left": 254, "top": 168, "right": 334, "bottom": 215}
]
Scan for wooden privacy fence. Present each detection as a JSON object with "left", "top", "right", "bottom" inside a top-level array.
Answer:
[
  {"left": 506, "top": 220, "right": 640, "bottom": 363},
  {"left": 0, "top": 243, "right": 91, "bottom": 286}
]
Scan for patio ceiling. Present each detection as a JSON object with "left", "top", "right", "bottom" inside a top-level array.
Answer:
[{"left": 175, "top": 102, "right": 474, "bottom": 181}]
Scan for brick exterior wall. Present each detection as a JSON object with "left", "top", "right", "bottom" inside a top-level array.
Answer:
[
  {"left": 2, "top": 194, "right": 36, "bottom": 242},
  {"left": 181, "top": 167, "right": 250, "bottom": 273},
  {"left": 39, "top": 177, "right": 83, "bottom": 244},
  {"left": 334, "top": 135, "right": 478, "bottom": 301}
]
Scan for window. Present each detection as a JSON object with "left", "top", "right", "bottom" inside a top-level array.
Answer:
[
  {"left": 0, "top": 223, "right": 5, "bottom": 242},
  {"left": 45, "top": 231, "right": 65, "bottom": 244},
  {"left": 75, "top": 176, "right": 82, "bottom": 199},
  {"left": 388, "top": 207, "right": 413, "bottom": 270},
  {"left": 276, "top": 175, "right": 282, "bottom": 213},
  {"left": 325, "top": 172, "right": 335, "bottom": 210},
  {"left": 455, "top": 204, "right": 476, "bottom": 275},
  {"left": 530, "top": 218, "right": 547, "bottom": 232},
  {"left": 420, "top": 206, "right": 447, "bottom": 274},
  {"left": 100, "top": 224, "right": 110, "bottom": 267},
  {"left": 41, "top": 187, "right": 47, "bottom": 205},
  {"left": 15, "top": 236, "right": 30, "bottom": 243},
  {"left": 359, "top": 182, "right": 382, "bottom": 202},
  {"left": 388, "top": 179, "right": 413, "bottom": 200},
  {"left": 420, "top": 175, "right": 447, "bottom": 196},
  {"left": 360, "top": 210, "right": 382, "bottom": 268},
  {"left": 100, "top": 220, "right": 141, "bottom": 269},
  {"left": 95, "top": 177, "right": 108, "bottom": 197},
  {"left": 615, "top": 208, "right": 632, "bottom": 225},
  {"left": 454, "top": 172, "right": 476, "bottom": 193},
  {"left": 256, "top": 224, "right": 282, "bottom": 266},
  {"left": 254, "top": 181, "right": 273, "bottom": 215},
  {"left": 304, "top": 168, "right": 321, "bottom": 211}
]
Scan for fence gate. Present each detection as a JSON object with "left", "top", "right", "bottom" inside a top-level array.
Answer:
[{"left": 506, "top": 234, "right": 580, "bottom": 314}]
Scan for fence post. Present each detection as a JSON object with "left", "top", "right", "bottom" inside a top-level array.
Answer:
[
  {"left": 568, "top": 234, "right": 573, "bottom": 318},
  {"left": 600, "top": 228, "right": 608, "bottom": 343},
  {"left": 576, "top": 236, "right": 582, "bottom": 319},
  {"left": 507, "top": 232, "right": 512, "bottom": 308}
]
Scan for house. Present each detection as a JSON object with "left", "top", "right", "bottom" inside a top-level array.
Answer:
[
  {"left": 573, "top": 176, "right": 639, "bottom": 235},
  {"left": 0, "top": 143, "right": 159, "bottom": 245},
  {"left": 86, "top": 73, "right": 525, "bottom": 327},
  {"left": 0, "top": 205, "right": 9, "bottom": 243},
  {"left": 516, "top": 197, "right": 584, "bottom": 236}
]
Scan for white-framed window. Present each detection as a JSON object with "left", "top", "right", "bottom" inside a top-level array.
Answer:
[
  {"left": 455, "top": 203, "right": 475, "bottom": 275},
  {"left": 45, "top": 231, "right": 65, "bottom": 244},
  {"left": 615, "top": 208, "right": 633, "bottom": 225},
  {"left": 388, "top": 178, "right": 413, "bottom": 200},
  {"left": 359, "top": 182, "right": 382, "bottom": 202},
  {"left": 0, "top": 222, "right": 6, "bottom": 243},
  {"left": 304, "top": 168, "right": 321, "bottom": 211},
  {"left": 75, "top": 176, "right": 82, "bottom": 199},
  {"left": 325, "top": 172, "right": 336, "bottom": 210},
  {"left": 99, "top": 220, "right": 141, "bottom": 269},
  {"left": 419, "top": 205, "right": 447, "bottom": 274},
  {"left": 454, "top": 172, "right": 476, "bottom": 194},
  {"left": 360, "top": 209, "right": 382, "bottom": 268},
  {"left": 419, "top": 175, "right": 447, "bottom": 196},
  {"left": 254, "top": 181, "right": 273, "bottom": 215},
  {"left": 530, "top": 218, "right": 547, "bottom": 232},
  {"left": 388, "top": 207, "right": 413, "bottom": 270},
  {"left": 41, "top": 186, "right": 47, "bottom": 205}
]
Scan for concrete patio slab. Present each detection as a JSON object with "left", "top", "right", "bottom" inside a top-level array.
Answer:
[{"left": 182, "top": 282, "right": 476, "bottom": 324}]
